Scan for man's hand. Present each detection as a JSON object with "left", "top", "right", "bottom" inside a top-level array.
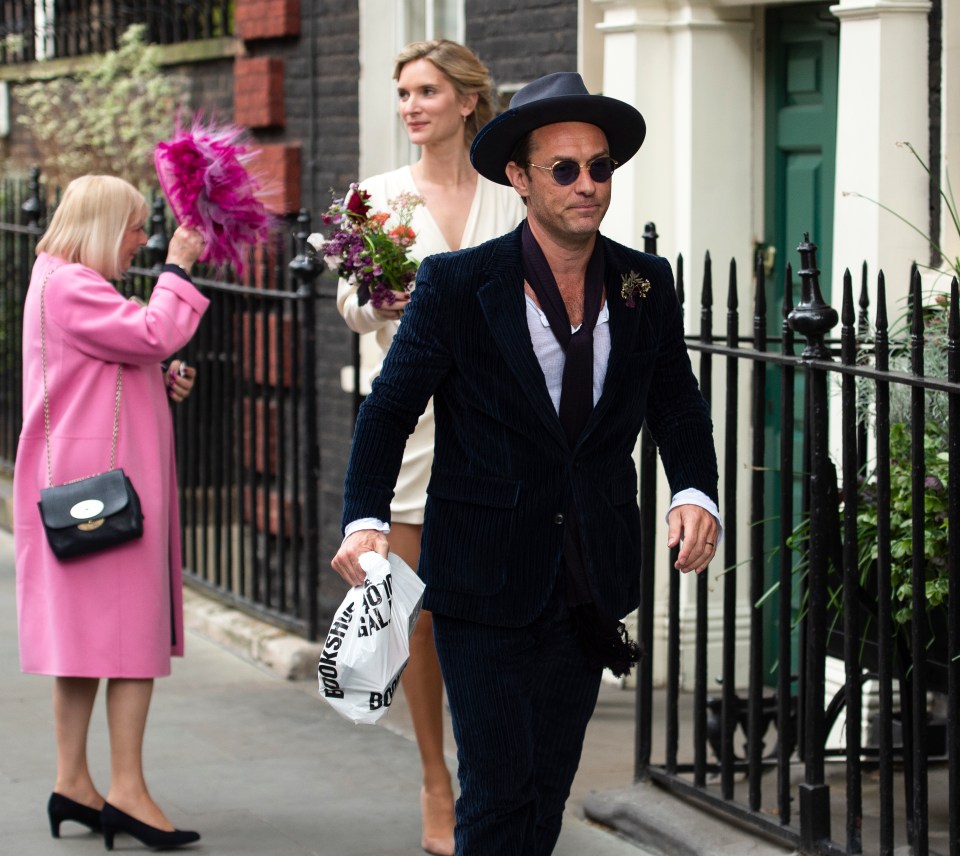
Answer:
[
  {"left": 331, "top": 529, "right": 390, "bottom": 586},
  {"left": 667, "top": 504, "right": 719, "bottom": 574}
]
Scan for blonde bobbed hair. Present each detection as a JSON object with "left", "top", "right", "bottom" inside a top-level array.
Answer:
[
  {"left": 393, "top": 39, "right": 496, "bottom": 147},
  {"left": 35, "top": 175, "right": 148, "bottom": 280}
]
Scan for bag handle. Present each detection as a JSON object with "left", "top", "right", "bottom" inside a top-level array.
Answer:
[{"left": 39, "top": 266, "right": 123, "bottom": 487}]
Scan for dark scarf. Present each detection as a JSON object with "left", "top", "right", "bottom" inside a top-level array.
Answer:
[
  {"left": 521, "top": 221, "right": 604, "bottom": 449},
  {"left": 521, "top": 222, "right": 641, "bottom": 677}
]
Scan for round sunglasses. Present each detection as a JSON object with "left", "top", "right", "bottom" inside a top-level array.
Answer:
[{"left": 527, "top": 156, "right": 619, "bottom": 186}]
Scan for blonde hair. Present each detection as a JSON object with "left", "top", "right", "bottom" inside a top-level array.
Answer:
[
  {"left": 394, "top": 39, "right": 496, "bottom": 147},
  {"left": 35, "top": 175, "right": 148, "bottom": 280}
]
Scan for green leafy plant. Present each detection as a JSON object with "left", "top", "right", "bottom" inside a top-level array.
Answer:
[
  {"left": 852, "top": 421, "right": 949, "bottom": 626},
  {"left": 760, "top": 297, "right": 951, "bottom": 650},
  {"left": 15, "top": 24, "right": 187, "bottom": 191}
]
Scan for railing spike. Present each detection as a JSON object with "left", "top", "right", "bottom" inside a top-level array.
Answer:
[
  {"left": 727, "top": 258, "right": 738, "bottom": 311},
  {"left": 859, "top": 261, "right": 870, "bottom": 314},
  {"left": 676, "top": 253, "right": 685, "bottom": 309},
  {"left": 840, "top": 269, "right": 856, "bottom": 367},
  {"left": 783, "top": 262, "right": 794, "bottom": 316},
  {"left": 841, "top": 269, "right": 855, "bottom": 328},
  {"left": 950, "top": 276, "right": 959, "bottom": 344},
  {"left": 910, "top": 265, "right": 923, "bottom": 339},
  {"left": 643, "top": 221, "right": 659, "bottom": 255},
  {"left": 754, "top": 250, "right": 766, "bottom": 317},
  {"left": 702, "top": 251, "right": 713, "bottom": 308},
  {"left": 876, "top": 270, "right": 888, "bottom": 332}
]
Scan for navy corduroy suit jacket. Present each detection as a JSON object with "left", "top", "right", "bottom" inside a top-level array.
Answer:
[{"left": 341, "top": 222, "right": 719, "bottom": 628}]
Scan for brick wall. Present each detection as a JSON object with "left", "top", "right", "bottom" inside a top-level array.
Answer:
[
  {"left": 466, "top": 0, "right": 579, "bottom": 91},
  {"left": 251, "top": 144, "right": 302, "bottom": 214},
  {"left": 184, "top": 61, "right": 235, "bottom": 117},
  {"left": 235, "top": 56, "right": 286, "bottom": 128},
  {"left": 289, "top": 1, "right": 361, "bottom": 216},
  {"left": 287, "top": 3, "right": 359, "bottom": 620},
  {"left": 236, "top": 0, "right": 301, "bottom": 41},
  {"left": 236, "top": 1, "right": 359, "bottom": 218}
]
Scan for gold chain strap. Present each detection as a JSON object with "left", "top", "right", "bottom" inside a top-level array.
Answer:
[{"left": 40, "top": 266, "right": 123, "bottom": 487}]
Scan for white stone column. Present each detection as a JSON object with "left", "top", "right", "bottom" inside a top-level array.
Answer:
[
  {"left": 830, "top": 0, "right": 933, "bottom": 304},
  {"left": 942, "top": 0, "right": 960, "bottom": 270},
  {"left": 596, "top": 1, "right": 755, "bottom": 294},
  {"left": 595, "top": 0, "right": 755, "bottom": 690},
  {"left": 358, "top": 0, "right": 411, "bottom": 181}
]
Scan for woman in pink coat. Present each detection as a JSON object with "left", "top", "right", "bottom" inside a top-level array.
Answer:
[{"left": 13, "top": 175, "right": 209, "bottom": 851}]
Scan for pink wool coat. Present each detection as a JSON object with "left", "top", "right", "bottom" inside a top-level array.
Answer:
[{"left": 14, "top": 253, "right": 210, "bottom": 678}]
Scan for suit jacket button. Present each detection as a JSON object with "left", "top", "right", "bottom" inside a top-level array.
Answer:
[{"left": 553, "top": 513, "right": 564, "bottom": 525}]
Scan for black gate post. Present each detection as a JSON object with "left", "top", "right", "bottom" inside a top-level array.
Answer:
[
  {"left": 635, "top": 221, "right": 659, "bottom": 782},
  {"left": 145, "top": 193, "right": 169, "bottom": 269},
  {"left": 787, "top": 234, "right": 838, "bottom": 853},
  {"left": 289, "top": 209, "right": 323, "bottom": 640},
  {"left": 21, "top": 165, "right": 45, "bottom": 228}
]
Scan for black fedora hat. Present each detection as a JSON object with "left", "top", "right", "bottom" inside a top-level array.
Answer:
[{"left": 470, "top": 72, "right": 646, "bottom": 186}]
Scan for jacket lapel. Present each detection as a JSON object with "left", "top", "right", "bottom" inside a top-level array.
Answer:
[
  {"left": 579, "top": 240, "right": 641, "bottom": 443},
  {"left": 477, "top": 229, "right": 568, "bottom": 449}
]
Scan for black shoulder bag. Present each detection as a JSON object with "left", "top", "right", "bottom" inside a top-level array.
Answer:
[{"left": 36, "top": 266, "right": 144, "bottom": 560}]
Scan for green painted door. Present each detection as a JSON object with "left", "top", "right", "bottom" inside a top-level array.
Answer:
[
  {"left": 762, "top": 2, "right": 839, "bottom": 682},
  {"left": 765, "top": 2, "right": 839, "bottom": 298}
]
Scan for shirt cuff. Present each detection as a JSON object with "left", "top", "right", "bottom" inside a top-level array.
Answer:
[
  {"left": 343, "top": 518, "right": 390, "bottom": 539},
  {"left": 666, "top": 489, "right": 724, "bottom": 545}
]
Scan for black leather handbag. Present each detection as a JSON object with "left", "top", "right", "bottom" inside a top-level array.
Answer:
[
  {"left": 38, "top": 468, "right": 143, "bottom": 560},
  {"left": 35, "top": 266, "right": 144, "bottom": 560}
]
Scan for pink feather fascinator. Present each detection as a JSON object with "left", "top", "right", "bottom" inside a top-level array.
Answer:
[{"left": 154, "top": 117, "right": 272, "bottom": 276}]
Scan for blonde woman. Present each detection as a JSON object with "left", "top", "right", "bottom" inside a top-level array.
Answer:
[
  {"left": 14, "top": 175, "right": 208, "bottom": 851},
  {"left": 336, "top": 40, "right": 524, "bottom": 856}
]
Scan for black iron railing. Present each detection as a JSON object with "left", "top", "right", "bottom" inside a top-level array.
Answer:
[
  {"left": 0, "top": 0, "right": 232, "bottom": 64},
  {"left": 627, "top": 223, "right": 959, "bottom": 855}
]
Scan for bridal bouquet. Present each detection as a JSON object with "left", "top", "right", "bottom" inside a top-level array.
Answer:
[{"left": 308, "top": 184, "right": 423, "bottom": 309}]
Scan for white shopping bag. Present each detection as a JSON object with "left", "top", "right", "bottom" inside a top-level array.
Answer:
[{"left": 318, "top": 552, "right": 425, "bottom": 724}]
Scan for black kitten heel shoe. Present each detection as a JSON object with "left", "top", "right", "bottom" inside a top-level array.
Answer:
[
  {"left": 48, "top": 792, "right": 102, "bottom": 838},
  {"left": 100, "top": 802, "right": 200, "bottom": 851}
]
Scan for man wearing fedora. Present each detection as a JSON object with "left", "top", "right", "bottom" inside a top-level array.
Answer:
[{"left": 332, "top": 72, "right": 721, "bottom": 854}]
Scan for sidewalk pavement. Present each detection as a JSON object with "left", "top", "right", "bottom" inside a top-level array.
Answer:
[
  {"left": 1, "top": 524, "right": 649, "bottom": 856},
  {"left": 0, "top": 485, "right": 793, "bottom": 855}
]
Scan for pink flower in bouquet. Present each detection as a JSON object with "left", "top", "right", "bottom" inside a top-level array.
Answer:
[{"left": 308, "top": 185, "right": 423, "bottom": 308}]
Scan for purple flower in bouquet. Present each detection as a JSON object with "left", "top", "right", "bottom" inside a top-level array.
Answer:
[{"left": 308, "top": 185, "right": 423, "bottom": 308}]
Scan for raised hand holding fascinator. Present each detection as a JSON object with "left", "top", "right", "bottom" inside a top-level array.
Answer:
[{"left": 154, "top": 116, "right": 272, "bottom": 276}]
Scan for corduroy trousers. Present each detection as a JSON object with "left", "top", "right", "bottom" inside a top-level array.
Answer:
[{"left": 433, "top": 585, "right": 603, "bottom": 856}]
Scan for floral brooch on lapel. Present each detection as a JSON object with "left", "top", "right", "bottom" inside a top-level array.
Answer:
[{"left": 620, "top": 271, "right": 651, "bottom": 308}]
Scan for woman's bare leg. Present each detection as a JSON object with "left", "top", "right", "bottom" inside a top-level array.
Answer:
[
  {"left": 104, "top": 678, "right": 174, "bottom": 831},
  {"left": 53, "top": 677, "right": 105, "bottom": 808},
  {"left": 391, "top": 522, "right": 455, "bottom": 855}
]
